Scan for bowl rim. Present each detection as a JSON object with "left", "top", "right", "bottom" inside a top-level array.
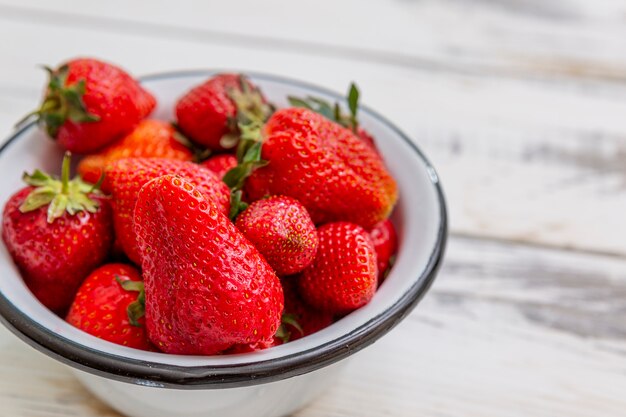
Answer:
[{"left": 0, "top": 70, "right": 447, "bottom": 389}]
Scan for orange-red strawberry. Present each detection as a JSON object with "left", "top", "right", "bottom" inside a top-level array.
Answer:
[
  {"left": 370, "top": 219, "right": 398, "bottom": 283},
  {"left": 78, "top": 120, "right": 193, "bottom": 184},
  {"left": 26, "top": 58, "right": 155, "bottom": 154},
  {"left": 235, "top": 196, "right": 318, "bottom": 276},
  {"left": 66, "top": 263, "right": 153, "bottom": 351},
  {"left": 105, "top": 158, "right": 230, "bottom": 265},
  {"left": 299, "top": 222, "right": 377, "bottom": 314},
  {"left": 1, "top": 153, "right": 113, "bottom": 313},
  {"left": 245, "top": 108, "right": 397, "bottom": 229},
  {"left": 200, "top": 154, "right": 237, "bottom": 180},
  {"left": 134, "top": 175, "right": 283, "bottom": 355},
  {"left": 175, "top": 74, "right": 272, "bottom": 151}
]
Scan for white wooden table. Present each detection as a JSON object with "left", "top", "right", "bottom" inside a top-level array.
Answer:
[{"left": 1, "top": 1, "right": 626, "bottom": 415}]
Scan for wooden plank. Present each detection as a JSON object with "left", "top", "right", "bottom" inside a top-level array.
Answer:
[
  {"left": 0, "top": 14, "right": 625, "bottom": 255},
  {"left": 2, "top": 0, "right": 626, "bottom": 83},
  {"left": 1, "top": 237, "right": 626, "bottom": 416}
]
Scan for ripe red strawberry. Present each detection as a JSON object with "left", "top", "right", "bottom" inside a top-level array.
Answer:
[
  {"left": 288, "top": 82, "right": 379, "bottom": 154},
  {"left": 245, "top": 108, "right": 397, "bottom": 229},
  {"left": 370, "top": 219, "right": 398, "bottom": 282},
  {"left": 25, "top": 58, "right": 156, "bottom": 154},
  {"left": 175, "top": 74, "right": 272, "bottom": 151},
  {"left": 78, "top": 120, "right": 193, "bottom": 184},
  {"left": 105, "top": 158, "right": 230, "bottom": 265},
  {"left": 235, "top": 196, "right": 318, "bottom": 276},
  {"left": 134, "top": 175, "right": 283, "bottom": 354},
  {"left": 281, "top": 278, "right": 333, "bottom": 341},
  {"left": 66, "top": 263, "right": 153, "bottom": 351},
  {"left": 200, "top": 154, "right": 238, "bottom": 180},
  {"left": 1, "top": 153, "right": 113, "bottom": 313},
  {"left": 228, "top": 279, "right": 334, "bottom": 353},
  {"left": 299, "top": 222, "right": 377, "bottom": 314}
]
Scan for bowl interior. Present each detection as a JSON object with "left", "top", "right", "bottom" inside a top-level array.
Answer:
[{"left": 0, "top": 72, "right": 444, "bottom": 369}]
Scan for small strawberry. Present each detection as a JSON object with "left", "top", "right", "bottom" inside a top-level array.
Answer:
[
  {"left": 66, "top": 263, "right": 153, "bottom": 351},
  {"left": 1, "top": 153, "right": 113, "bottom": 313},
  {"left": 235, "top": 196, "right": 318, "bottom": 276},
  {"left": 299, "top": 222, "right": 377, "bottom": 314},
  {"left": 370, "top": 219, "right": 398, "bottom": 283},
  {"left": 244, "top": 108, "right": 397, "bottom": 229},
  {"left": 175, "top": 74, "right": 272, "bottom": 151},
  {"left": 23, "top": 58, "right": 156, "bottom": 154},
  {"left": 200, "top": 154, "right": 237, "bottom": 180},
  {"left": 134, "top": 175, "right": 283, "bottom": 355},
  {"left": 288, "top": 82, "right": 379, "bottom": 153},
  {"left": 105, "top": 158, "right": 230, "bottom": 265},
  {"left": 281, "top": 278, "right": 333, "bottom": 341},
  {"left": 78, "top": 119, "right": 193, "bottom": 184}
]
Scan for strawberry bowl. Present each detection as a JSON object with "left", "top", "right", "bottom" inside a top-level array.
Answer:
[{"left": 0, "top": 71, "right": 447, "bottom": 417}]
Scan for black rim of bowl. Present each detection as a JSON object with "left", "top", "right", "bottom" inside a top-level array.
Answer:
[{"left": 0, "top": 70, "right": 448, "bottom": 389}]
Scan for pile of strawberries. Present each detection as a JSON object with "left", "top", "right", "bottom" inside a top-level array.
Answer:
[{"left": 1, "top": 58, "right": 399, "bottom": 355}]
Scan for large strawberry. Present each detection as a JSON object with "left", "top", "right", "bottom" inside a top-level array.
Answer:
[
  {"left": 235, "top": 196, "right": 318, "bottom": 276},
  {"left": 370, "top": 219, "right": 398, "bottom": 283},
  {"left": 66, "top": 263, "right": 153, "bottom": 351},
  {"left": 134, "top": 175, "right": 283, "bottom": 354},
  {"left": 244, "top": 108, "right": 397, "bottom": 229},
  {"left": 175, "top": 74, "right": 272, "bottom": 151},
  {"left": 288, "top": 82, "right": 378, "bottom": 152},
  {"left": 1, "top": 153, "right": 113, "bottom": 313},
  {"left": 105, "top": 158, "right": 230, "bottom": 265},
  {"left": 24, "top": 58, "right": 156, "bottom": 154},
  {"left": 299, "top": 222, "right": 377, "bottom": 314},
  {"left": 78, "top": 119, "right": 193, "bottom": 184}
]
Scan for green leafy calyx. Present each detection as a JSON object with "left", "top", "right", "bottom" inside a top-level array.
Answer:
[
  {"left": 18, "top": 65, "right": 100, "bottom": 137},
  {"left": 116, "top": 276, "right": 145, "bottom": 327},
  {"left": 220, "top": 74, "right": 273, "bottom": 149},
  {"left": 222, "top": 75, "right": 272, "bottom": 220},
  {"left": 288, "top": 82, "right": 360, "bottom": 132},
  {"left": 275, "top": 313, "right": 304, "bottom": 343},
  {"left": 19, "top": 152, "right": 102, "bottom": 223}
]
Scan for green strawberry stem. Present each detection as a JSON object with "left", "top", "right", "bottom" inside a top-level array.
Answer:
[
  {"left": 116, "top": 276, "right": 145, "bottom": 327},
  {"left": 222, "top": 75, "right": 273, "bottom": 220},
  {"left": 17, "top": 65, "right": 100, "bottom": 137},
  {"left": 275, "top": 313, "right": 304, "bottom": 343},
  {"left": 61, "top": 150, "right": 71, "bottom": 195},
  {"left": 20, "top": 151, "right": 102, "bottom": 223},
  {"left": 287, "top": 82, "right": 360, "bottom": 132}
]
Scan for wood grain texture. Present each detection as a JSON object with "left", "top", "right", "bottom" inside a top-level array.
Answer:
[
  {"left": 0, "top": 4, "right": 624, "bottom": 254},
  {"left": 1, "top": 237, "right": 626, "bottom": 417}
]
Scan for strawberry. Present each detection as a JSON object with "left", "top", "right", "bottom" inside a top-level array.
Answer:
[
  {"left": 175, "top": 74, "right": 272, "bottom": 151},
  {"left": 299, "top": 222, "right": 377, "bottom": 314},
  {"left": 200, "top": 154, "right": 237, "bottom": 180},
  {"left": 66, "top": 263, "right": 153, "bottom": 351},
  {"left": 288, "top": 82, "right": 379, "bottom": 153},
  {"left": 281, "top": 278, "right": 333, "bottom": 341},
  {"left": 244, "top": 108, "right": 397, "bottom": 229},
  {"left": 1, "top": 153, "right": 113, "bottom": 313},
  {"left": 134, "top": 175, "right": 283, "bottom": 354},
  {"left": 370, "top": 219, "right": 398, "bottom": 283},
  {"left": 235, "top": 196, "right": 318, "bottom": 276},
  {"left": 78, "top": 120, "right": 193, "bottom": 184},
  {"left": 24, "top": 58, "right": 156, "bottom": 154},
  {"left": 228, "top": 279, "right": 334, "bottom": 353},
  {"left": 105, "top": 158, "right": 230, "bottom": 265}
]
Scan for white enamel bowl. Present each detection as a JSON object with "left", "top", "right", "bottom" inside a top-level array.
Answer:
[{"left": 0, "top": 71, "right": 447, "bottom": 417}]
